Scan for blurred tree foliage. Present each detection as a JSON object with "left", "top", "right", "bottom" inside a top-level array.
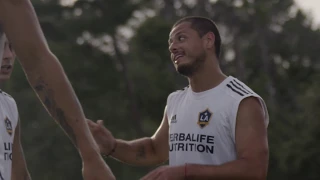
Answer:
[{"left": 4, "top": 0, "right": 320, "bottom": 179}]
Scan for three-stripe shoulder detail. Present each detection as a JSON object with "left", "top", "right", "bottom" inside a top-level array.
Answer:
[{"left": 226, "top": 79, "right": 253, "bottom": 96}]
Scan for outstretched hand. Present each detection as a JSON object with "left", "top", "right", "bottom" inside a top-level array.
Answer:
[{"left": 87, "top": 119, "right": 116, "bottom": 156}]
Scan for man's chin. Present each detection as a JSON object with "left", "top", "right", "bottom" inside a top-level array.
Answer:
[{"left": 176, "top": 64, "right": 194, "bottom": 77}]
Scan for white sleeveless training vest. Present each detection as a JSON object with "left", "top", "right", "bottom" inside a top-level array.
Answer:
[
  {"left": 0, "top": 90, "right": 18, "bottom": 180},
  {"left": 167, "top": 76, "right": 269, "bottom": 166}
]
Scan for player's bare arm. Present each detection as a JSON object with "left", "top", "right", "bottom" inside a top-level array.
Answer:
[
  {"left": 0, "top": 0, "right": 98, "bottom": 158},
  {"left": 89, "top": 106, "right": 169, "bottom": 166},
  {"left": 11, "top": 119, "right": 31, "bottom": 180},
  {"left": 184, "top": 97, "right": 268, "bottom": 180},
  {"left": 0, "top": 0, "right": 79, "bottom": 148},
  {"left": 113, "top": 106, "right": 169, "bottom": 166},
  {"left": 0, "top": 0, "right": 116, "bottom": 179}
]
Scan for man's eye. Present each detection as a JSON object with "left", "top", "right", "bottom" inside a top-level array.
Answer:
[{"left": 178, "top": 36, "right": 185, "bottom": 41}]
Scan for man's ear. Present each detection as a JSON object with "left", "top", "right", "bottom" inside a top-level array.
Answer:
[{"left": 204, "top": 32, "right": 215, "bottom": 49}]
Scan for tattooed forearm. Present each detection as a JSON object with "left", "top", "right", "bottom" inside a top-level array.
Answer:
[
  {"left": 136, "top": 145, "right": 146, "bottom": 161},
  {"left": 34, "top": 77, "right": 77, "bottom": 146}
]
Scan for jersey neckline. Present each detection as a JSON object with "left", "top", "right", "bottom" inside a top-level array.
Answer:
[{"left": 187, "top": 76, "right": 233, "bottom": 99}]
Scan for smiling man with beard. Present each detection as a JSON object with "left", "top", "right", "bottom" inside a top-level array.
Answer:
[{"left": 89, "top": 16, "right": 270, "bottom": 180}]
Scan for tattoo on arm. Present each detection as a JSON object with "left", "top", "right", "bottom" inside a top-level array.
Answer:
[
  {"left": 136, "top": 145, "right": 146, "bottom": 161},
  {"left": 34, "top": 77, "right": 77, "bottom": 146}
]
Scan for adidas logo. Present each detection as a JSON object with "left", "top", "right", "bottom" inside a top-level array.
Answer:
[{"left": 171, "top": 115, "right": 177, "bottom": 123}]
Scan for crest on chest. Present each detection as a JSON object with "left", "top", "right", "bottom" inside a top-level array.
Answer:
[
  {"left": 4, "top": 117, "right": 12, "bottom": 136},
  {"left": 197, "top": 108, "right": 213, "bottom": 128}
]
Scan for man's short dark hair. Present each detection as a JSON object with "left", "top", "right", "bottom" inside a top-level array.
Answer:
[{"left": 173, "top": 16, "right": 221, "bottom": 58}]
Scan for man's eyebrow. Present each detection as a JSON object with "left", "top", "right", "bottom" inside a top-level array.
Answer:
[{"left": 168, "top": 31, "right": 186, "bottom": 44}]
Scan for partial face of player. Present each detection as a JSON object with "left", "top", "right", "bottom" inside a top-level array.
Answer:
[
  {"left": 0, "top": 33, "right": 5, "bottom": 65},
  {"left": 168, "top": 22, "right": 207, "bottom": 77},
  {"left": 0, "top": 35, "right": 15, "bottom": 82}
]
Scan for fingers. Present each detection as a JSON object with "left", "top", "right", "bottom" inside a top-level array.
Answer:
[
  {"left": 87, "top": 119, "right": 101, "bottom": 133},
  {"left": 87, "top": 119, "right": 106, "bottom": 133},
  {"left": 87, "top": 119, "right": 96, "bottom": 128},
  {"left": 97, "top": 120, "right": 104, "bottom": 127}
]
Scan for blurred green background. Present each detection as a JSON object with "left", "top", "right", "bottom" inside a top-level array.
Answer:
[{"left": 3, "top": 0, "right": 320, "bottom": 179}]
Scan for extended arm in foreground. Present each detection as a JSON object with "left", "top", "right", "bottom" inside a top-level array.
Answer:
[{"left": 0, "top": 0, "right": 115, "bottom": 179}]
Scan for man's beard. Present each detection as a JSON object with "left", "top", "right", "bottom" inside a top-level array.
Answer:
[{"left": 177, "top": 53, "right": 206, "bottom": 77}]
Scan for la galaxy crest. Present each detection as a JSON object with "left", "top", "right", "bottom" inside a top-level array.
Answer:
[
  {"left": 4, "top": 117, "right": 12, "bottom": 136},
  {"left": 197, "top": 108, "right": 213, "bottom": 128}
]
